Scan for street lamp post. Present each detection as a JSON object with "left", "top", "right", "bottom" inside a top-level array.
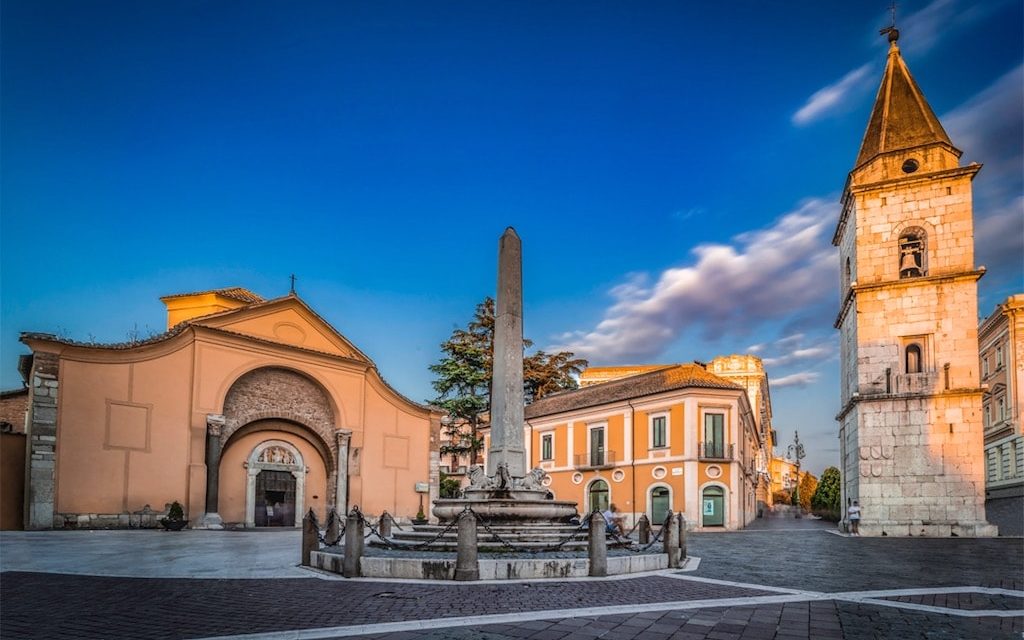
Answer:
[{"left": 788, "top": 431, "right": 806, "bottom": 519}]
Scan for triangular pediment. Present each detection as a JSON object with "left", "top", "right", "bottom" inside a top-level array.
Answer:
[{"left": 191, "top": 296, "right": 369, "bottom": 362}]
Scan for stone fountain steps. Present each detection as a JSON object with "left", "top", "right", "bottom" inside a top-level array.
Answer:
[{"left": 382, "top": 523, "right": 634, "bottom": 552}]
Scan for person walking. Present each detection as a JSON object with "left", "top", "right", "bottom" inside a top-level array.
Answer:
[{"left": 847, "top": 500, "right": 862, "bottom": 536}]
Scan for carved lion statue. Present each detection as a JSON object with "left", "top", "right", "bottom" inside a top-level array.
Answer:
[
  {"left": 467, "top": 465, "right": 491, "bottom": 489},
  {"left": 517, "top": 467, "right": 547, "bottom": 491}
]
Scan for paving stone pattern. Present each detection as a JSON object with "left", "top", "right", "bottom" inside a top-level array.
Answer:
[
  {"left": 354, "top": 601, "right": 1021, "bottom": 640},
  {"left": 0, "top": 572, "right": 768, "bottom": 640},
  {"left": 685, "top": 529, "right": 1024, "bottom": 591},
  {"left": 2, "top": 526, "right": 1021, "bottom": 639},
  {"left": 882, "top": 592, "right": 1024, "bottom": 611}
]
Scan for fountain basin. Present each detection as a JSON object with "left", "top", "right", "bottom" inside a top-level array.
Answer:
[{"left": 432, "top": 497, "right": 578, "bottom": 524}]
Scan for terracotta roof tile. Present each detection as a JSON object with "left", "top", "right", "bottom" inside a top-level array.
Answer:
[
  {"left": 525, "top": 363, "right": 741, "bottom": 419},
  {"left": 159, "top": 287, "right": 264, "bottom": 304}
]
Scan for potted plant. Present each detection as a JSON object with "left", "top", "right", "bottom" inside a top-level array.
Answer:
[
  {"left": 160, "top": 501, "right": 188, "bottom": 531},
  {"left": 412, "top": 505, "right": 428, "bottom": 525}
]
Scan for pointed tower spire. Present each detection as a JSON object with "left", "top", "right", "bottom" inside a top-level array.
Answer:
[{"left": 854, "top": 32, "right": 958, "bottom": 169}]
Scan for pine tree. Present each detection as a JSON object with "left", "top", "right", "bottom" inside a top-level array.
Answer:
[{"left": 429, "top": 297, "right": 588, "bottom": 467}]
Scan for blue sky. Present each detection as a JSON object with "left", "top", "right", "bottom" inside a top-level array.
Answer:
[{"left": 2, "top": 1, "right": 1021, "bottom": 475}]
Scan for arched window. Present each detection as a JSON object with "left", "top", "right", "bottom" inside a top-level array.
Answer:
[
  {"left": 845, "top": 257, "right": 852, "bottom": 286},
  {"left": 588, "top": 479, "right": 609, "bottom": 513},
  {"left": 898, "top": 229, "right": 926, "bottom": 278},
  {"left": 905, "top": 344, "right": 922, "bottom": 374},
  {"left": 650, "top": 486, "right": 670, "bottom": 524}
]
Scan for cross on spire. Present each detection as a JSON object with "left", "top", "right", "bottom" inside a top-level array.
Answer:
[{"left": 880, "top": 1, "right": 899, "bottom": 43}]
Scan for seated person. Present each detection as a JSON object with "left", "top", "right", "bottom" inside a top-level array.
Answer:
[{"left": 602, "top": 503, "right": 626, "bottom": 537}]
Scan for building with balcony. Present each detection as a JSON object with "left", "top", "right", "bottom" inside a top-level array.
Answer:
[
  {"left": 523, "top": 359, "right": 770, "bottom": 531},
  {"left": 979, "top": 294, "right": 1024, "bottom": 534}
]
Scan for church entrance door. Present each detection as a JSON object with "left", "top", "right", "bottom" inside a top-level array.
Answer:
[
  {"left": 254, "top": 470, "right": 296, "bottom": 527},
  {"left": 244, "top": 440, "right": 306, "bottom": 528}
]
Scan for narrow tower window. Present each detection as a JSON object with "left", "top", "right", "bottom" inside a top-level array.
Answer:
[
  {"left": 905, "top": 344, "right": 922, "bottom": 374},
  {"left": 898, "top": 229, "right": 926, "bottom": 278}
]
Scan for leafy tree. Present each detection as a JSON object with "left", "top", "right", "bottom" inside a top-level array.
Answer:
[
  {"left": 430, "top": 299, "right": 492, "bottom": 467},
  {"left": 430, "top": 297, "right": 588, "bottom": 466},
  {"left": 797, "top": 472, "right": 818, "bottom": 510},
  {"left": 439, "top": 472, "right": 462, "bottom": 499},
  {"left": 524, "top": 350, "right": 588, "bottom": 403},
  {"left": 811, "top": 466, "right": 841, "bottom": 518}
]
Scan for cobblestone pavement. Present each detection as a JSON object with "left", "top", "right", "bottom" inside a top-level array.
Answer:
[{"left": 1, "top": 525, "right": 1021, "bottom": 639}]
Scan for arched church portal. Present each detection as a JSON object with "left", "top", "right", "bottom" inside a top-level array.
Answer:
[{"left": 246, "top": 440, "right": 305, "bottom": 527}]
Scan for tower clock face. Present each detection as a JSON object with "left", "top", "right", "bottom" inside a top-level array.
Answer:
[{"left": 902, "top": 158, "right": 920, "bottom": 173}]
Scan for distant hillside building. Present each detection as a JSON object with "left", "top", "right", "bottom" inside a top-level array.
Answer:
[
  {"left": 834, "top": 33, "right": 996, "bottom": 536},
  {"left": 979, "top": 294, "right": 1024, "bottom": 534},
  {"left": 16, "top": 287, "right": 442, "bottom": 530},
  {"left": 525, "top": 356, "right": 772, "bottom": 530}
]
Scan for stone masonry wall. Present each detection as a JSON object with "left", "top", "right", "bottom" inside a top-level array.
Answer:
[
  {"left": 855, "top": 392, "right": 988, "bottom": 536},
  {"left": 221, "top": 367, "right": 339, "bottom": 505},
  {"left": 25, "top": 353, "right": 59, "bottom": 529}
]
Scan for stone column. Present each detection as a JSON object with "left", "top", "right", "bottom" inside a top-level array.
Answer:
[
  {"left": 488, "top": 227, "right": 527, "bottom": 478},
  {"left": 25, "top": 353, "right": 59, "bottom": 530},
  {"left": 588, "top": 511, "right": 608, "bottom": 577},
  {"left": 455, "top": 511, "right": 479, "bottom": 581},
  {"left": 335, "top": 429, "right": 353, "bottom": 516},
  {"left": 197, "top": 414, "right": 225, "bottom": 529}
]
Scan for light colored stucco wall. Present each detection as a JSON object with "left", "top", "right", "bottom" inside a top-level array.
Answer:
[{"left": 24, "top": 295, "right": 438, "bottom": 528}]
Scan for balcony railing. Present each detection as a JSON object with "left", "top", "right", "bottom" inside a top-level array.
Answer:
[
  {"left": 574, "top": 451, "right": 617, "bottom": 469},
  {"left": 698, "top": 443, "right": 734, "bottom": 461}
]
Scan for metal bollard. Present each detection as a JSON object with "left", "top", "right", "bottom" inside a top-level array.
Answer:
[
  {"left": 379, "top": 511, "right": 393, "bottom": 538},
  {"left": 664, "top": 510, "right": 679, "bottom": 569},
  {"left": 342, "top": 509, "right": 364, "bottom": 578},
  {"left": 301, "top": 509, "right": 319, "bottom": 567},
  {"left": 454, "top": 510, "right": 479, "bottom": 581},
  {"left": 678, "top": 514, "right": 687, "bottom": 560},
  {"left": 588, "top": 512, "right": 608, "bottom": 577},
  {"left": 638, "top": 514, "right": 651, "bottom": 544},
  {"left": 326, "top": 509, "right": 341, "bottom": 546}
]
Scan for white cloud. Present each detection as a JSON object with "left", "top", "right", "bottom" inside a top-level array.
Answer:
[
  {"left": 763, "top": 345, "right": 832, "bottom": 368},
  {"left": 551, "top": 198, "right": 838, "bottom": 362},
  {"left": 795, "top": 0, "right": 1014, "bottom": 128},
  {"left": 943, "top": 64, "right": 1024, "bottom": 293},
  {"left": 892, "top": 0, "right": 1011, "bottom": 57},
  {"left": 770, "top": 371, "right": 821, "bottom": 388},
  {"left": 792, "top": 64, "right": 874, "bottom": 126}
]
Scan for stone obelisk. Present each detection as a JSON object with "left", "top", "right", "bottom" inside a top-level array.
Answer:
[{"left": 487, "top": 227, "right": 526, "bottom": 479}]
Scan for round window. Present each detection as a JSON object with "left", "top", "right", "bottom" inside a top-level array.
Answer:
[
  {"left": 901, "top": 158, "right": 920, "bottom": 174},
  {"left": 612, "top": 469, "right": 625, "bottom": 483},
  {"left": 652, "top": 466, "right": 667, "bottom": 480},
  {"left": 707, "top": 465, "right": 722, "bottom": 479},
  {"left": 571, "top": 472, "right": 584, "bottom": 485}
]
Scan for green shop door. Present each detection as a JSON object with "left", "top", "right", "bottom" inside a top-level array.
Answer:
[
  {"left": 650, "top": 487, "right": 670, "bottom": 525},
  {"left": 702, "top": 486, "right": 725, "bottom": 527}
]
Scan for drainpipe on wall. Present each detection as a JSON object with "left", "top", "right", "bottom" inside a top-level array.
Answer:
[{"left": 627, "top": 400, "right": 637, "bottom": 527}]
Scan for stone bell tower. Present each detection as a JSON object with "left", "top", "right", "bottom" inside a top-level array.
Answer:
[{"left": 833, "top": 28, "right": 996, "bottom": 537}]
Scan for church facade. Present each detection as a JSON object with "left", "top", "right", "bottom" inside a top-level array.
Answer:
[
  {"left": 18, "top": 287, "right": 442, "bottom": 530},
  {"left": 833, "top": 33, "right": 996, "bottom": 536}
]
